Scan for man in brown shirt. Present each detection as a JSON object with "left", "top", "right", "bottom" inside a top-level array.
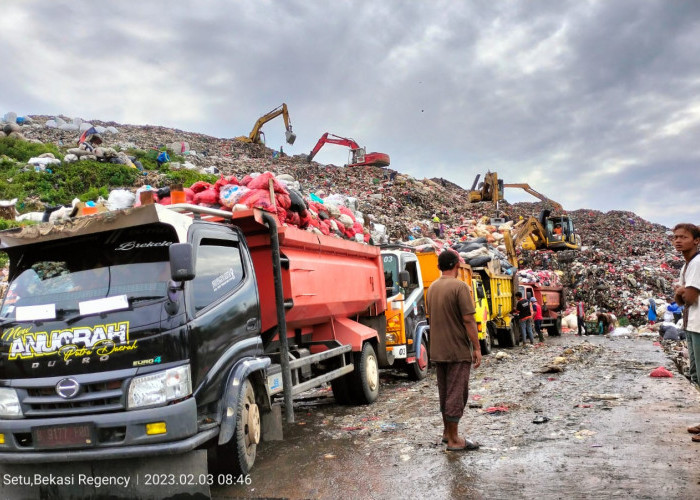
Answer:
[{"left": 426, "top": 250, "right": 482, "bottom": 451}]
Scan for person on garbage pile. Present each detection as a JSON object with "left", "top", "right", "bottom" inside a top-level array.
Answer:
[
  {"left": 531, "top": 297, "right": 544, "bottom": 342},
  {"left": 596, "top": 311, "right": 611, "bottom": 335},
  {"left": 156, "top": 151, "right": 170, "bottom": 168},
  {"left": 425, "top": 250, "right": 481, "bottom": 452},
  {"left": 646, "top": 297, "right": 658, "bottom": 324},
  {"left": 667, "top": 299, "right": 683, "bottom": 324},
  {"left": 672, "top": 223, "right": 700, "bottom": 440},
  {"left": 659, "top": 322, "right": 685, "bottom": 341},
  {"left": 432, "top": 214, "right": 441, "bottom": 238},
  {"left": 576, "top": 300, "right": 586, "bottom": 336},
  {"left": 513, "top": 292, "right": 535, "bottom": 345}
]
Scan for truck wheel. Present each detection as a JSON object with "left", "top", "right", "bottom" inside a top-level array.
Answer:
[
  {"left": 480, "top": 324, "right": 493, "bottom": 355},
  {"left": 498, "top": 323, "right": 517, "bottom": 348},
  {"left": 331, "top": 376, "right": 353, "bottom": 405},
  {"left": 218, "top": 379, "right": 259, "bottom": 475},
  {"left": 406, "top": 336, "right": 429, "bottom": 380},
  {"left": 350, "top": 342, "right": 380, "bottom": 404},
  {"left": 548, "top": 317, "right": 562, "bottom": 336}
]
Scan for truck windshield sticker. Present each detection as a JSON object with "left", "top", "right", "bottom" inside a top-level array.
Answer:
[
  {"left": 115, "top": 241, "right": 172, "bottom": 251},
  {"left": 15, "top": 303, "right": 57, "bottom": 322},
  {"left": 3, "top": 321, "right": 136, "bottom": 361},
  {"left": 212, "top": 268, "right": 236, "bottom": 291},
  {"left": 79, "top": 295, "right": 129, "bottom": 316}
]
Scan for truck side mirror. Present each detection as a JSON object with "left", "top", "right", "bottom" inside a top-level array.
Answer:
[
  {"left": 399, "top": 270, "right": 410, "bottom": 288},
  {"left": 169, "top": 243, "right": 195, "bottom": 282}
]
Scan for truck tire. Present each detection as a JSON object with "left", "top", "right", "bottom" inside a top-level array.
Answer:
[
  {"left": 406, "top": 336, "right": 429, "bottom": 380},
  {"left": 218, "top": 378, "right": 259, "bottom": 475},
  {"left": 498, "top": 322, "right": 517, "bottom": 348},
  {"left": 331, "top": 376, "right": 353, "bottom": 405},
  {"left": 350, "top": 342, "right": 380, "bottom": 404},
  {"left": 481, "top": 323, "right": 494, "bottom": 355},
  {"left": 548, "top": 317, "right": 562, "bottom": 336}
]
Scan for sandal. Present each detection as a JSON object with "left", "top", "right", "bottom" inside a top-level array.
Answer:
[
  {"left": 446, "top": 437, "right": 480, "bottom": 451},
  {"left": 687, "top": 425, "right": 700, "bottom": 434},
  {"left": 692, "top": 434, "right": 700, "bottom": 442}
]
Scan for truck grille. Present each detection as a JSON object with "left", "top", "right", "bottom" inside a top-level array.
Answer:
[{"left": 15, "top": 372, "right": 132, "bottom": 418}]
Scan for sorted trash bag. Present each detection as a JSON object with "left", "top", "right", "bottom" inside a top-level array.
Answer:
[
  {"left": 106, "top": 189, "right": 136, "bottom": 211},
  {"left": 219, "top": 185, "right": 250, "bottom": 208}
]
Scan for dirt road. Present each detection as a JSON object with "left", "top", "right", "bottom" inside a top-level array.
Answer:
[{"left": 213, "top": 334, "right": 700, "bottom": 500}]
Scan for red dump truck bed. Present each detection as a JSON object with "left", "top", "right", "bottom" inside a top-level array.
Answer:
[{"left": 232, "top": 209, "right": 386, "bottom": 338}]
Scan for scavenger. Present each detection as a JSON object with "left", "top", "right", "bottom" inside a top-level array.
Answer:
[
  {"left": 426, "top": 250, "right": 481, "bottom": 452},
  {"left": 671, "top": 223, "right": 700, "bottom": 441}
]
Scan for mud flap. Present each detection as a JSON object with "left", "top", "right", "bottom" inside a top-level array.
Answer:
[
  {"left": 219, "top": 357, "right": 271, "bottom": 446},
  {"left": 0, "top": 450, "right": 209, "bottom": 499}
]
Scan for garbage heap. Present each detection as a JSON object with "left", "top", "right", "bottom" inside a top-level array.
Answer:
[{"left": 6, "top": 114, "right": 684, "bottom": 325}]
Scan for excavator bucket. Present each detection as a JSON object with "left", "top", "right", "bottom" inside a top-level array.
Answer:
[{"left": 285, "top": 129, "right": 296, "bottom": 145}]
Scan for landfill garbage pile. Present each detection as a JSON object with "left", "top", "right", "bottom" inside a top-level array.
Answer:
[{"left": 1, "top": 113, "right": 683, "bottom": 325}]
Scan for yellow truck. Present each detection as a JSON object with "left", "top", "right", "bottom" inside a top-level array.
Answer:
[
  {"left": 471, "top": 262, "right": 519, "bottom": 348},
  {"left": 379, "top": 246, "right": 492, "bottom": 380},
  {"left": 416, "top": 250, "right": 492, "bottom": 354}
]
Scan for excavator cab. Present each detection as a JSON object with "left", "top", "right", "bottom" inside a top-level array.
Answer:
[{"left": 540, "top": 211, "right": 580, "bottom": 251}]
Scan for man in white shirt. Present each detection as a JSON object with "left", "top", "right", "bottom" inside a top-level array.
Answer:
[{"left": 672, "top": 223, "right": 700, "bottom": 441}]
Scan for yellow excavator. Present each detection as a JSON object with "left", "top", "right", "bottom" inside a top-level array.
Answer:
[
  {"left": 469, "top": 171, "right": 580, "bottom": 252},
  {"left": 236, "top": 103, "right": 296, "bottom": 145},
  {"left": 468, "top": 171, "right": 562, "bottom": 211}
]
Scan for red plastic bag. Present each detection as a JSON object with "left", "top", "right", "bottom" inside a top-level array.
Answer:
[
  {"left": 239, "top": 174, "right": 253, "bottom": 186},
  {"left": 247, "top": 172, "right": 288, "bottom": 194},
  {"left": 275, "top": 193, "right": 291, "bottom": 210},
  {"left": 194, "top": 188, "right": 218, "bottom": 205},
  {"left": 650, "top": 366, "right": 673, "bottom": 378},
  {"left": 189, "top": 181, "right": 211, "bottom": 194}
]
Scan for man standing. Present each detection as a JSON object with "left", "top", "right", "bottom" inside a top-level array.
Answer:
[
  {"left": 426, "top": 250, "right": 481, "bottom": 452},
  {"left": 514, "top": 292, "right": 535, "bottom": 345},
  {"left": 531, "top": 297, "right": 544, "bottom": 342},
  {"left": 576, "top": 300, "right": 586, "bottom": 336},
  {"left": 672, "top": 224, "right": 700, "bottom": 441}
]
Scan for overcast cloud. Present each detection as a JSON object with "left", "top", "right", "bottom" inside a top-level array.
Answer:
[{"left": 1, "top": 0, "right": 698, "bottom": 228}]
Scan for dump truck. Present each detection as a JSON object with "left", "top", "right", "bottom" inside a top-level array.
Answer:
[
  {"left": 379, "top": 246, "right": 491, "bottom": 374},
  {"left": 0, "top": 204, "right": 387, "bottom": 486},
  {"left": 519, "top": 281, "right": 565, "bottom": 337},
  {"left": 415, "top": 250, "right": 491, "bottom": 354},
  {"left": 471, "top": 261, "right": 518, "bottom": 348}
]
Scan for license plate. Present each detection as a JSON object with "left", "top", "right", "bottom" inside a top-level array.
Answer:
[{"left": 33, "top": 423, "right": 95, "bottom": 449}]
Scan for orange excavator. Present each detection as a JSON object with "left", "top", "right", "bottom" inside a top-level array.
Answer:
[{"left": 306, "top": 133, "right": 390, "bottom": 167}]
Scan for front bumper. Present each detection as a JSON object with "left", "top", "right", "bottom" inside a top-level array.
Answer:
[{"left": 0, "top": 397, "right": 217, "bottom": 464}]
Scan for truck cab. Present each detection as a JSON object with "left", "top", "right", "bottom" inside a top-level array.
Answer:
[{"left": 381, "top": 248, "right": 429, "bottom": 380}]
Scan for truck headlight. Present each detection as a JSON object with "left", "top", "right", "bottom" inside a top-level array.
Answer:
[
  {"left": 127, "top": 365, "right": 192, "bottom": 410},
  {"left": 386, "top": 333, "right": 398, "bottom": 344},
  {"left": 0, "top": 388, "right": 22, "bottom": 418}
]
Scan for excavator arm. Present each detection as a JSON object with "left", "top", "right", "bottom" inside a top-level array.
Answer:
[
  {"left": 502, "top": 183, "right": 562, "bottom": 212},
  {"left": 307, "top": 133, "right": 390, "bottom": 167},
  {"left": 236, "top": 103, "right": 296, "bottom": 145},
  {"left": 307, "top": 133, "right": 360, "bottom": 162}
]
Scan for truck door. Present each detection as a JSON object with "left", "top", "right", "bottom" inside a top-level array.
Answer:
[
  {"left": 186, "top": 225, "right": 262, "bottom": 407},
  {"left": 400, "top": 255, "right": 425, "bottom": 355}
]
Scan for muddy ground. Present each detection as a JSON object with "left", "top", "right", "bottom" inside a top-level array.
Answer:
[{"left": 213, "top": 333, "right": 700, "bottom": 500}]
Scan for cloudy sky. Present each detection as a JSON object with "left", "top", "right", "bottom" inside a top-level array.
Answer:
[{"left": 1, "top": 0, "right": 699, "bottom": 228}]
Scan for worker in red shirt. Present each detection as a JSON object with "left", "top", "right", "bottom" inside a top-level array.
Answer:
[
  {"left": 576, "top": 300, "right": 586, "bottom": 336},
  {"left": 531, "top": 297, "right": 544, "bottom": 342}
]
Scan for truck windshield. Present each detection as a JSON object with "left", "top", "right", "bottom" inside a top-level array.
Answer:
[
  {"left": 0, "top": 225, "right": 176, "bottom": 320},
  {"left": 382, "top": 254, "right": 400, "bottom": 298}
]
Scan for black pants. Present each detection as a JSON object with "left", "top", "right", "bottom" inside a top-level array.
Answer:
[{"left": 577, "top": 315, "right": 585, "bottom": 335}]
